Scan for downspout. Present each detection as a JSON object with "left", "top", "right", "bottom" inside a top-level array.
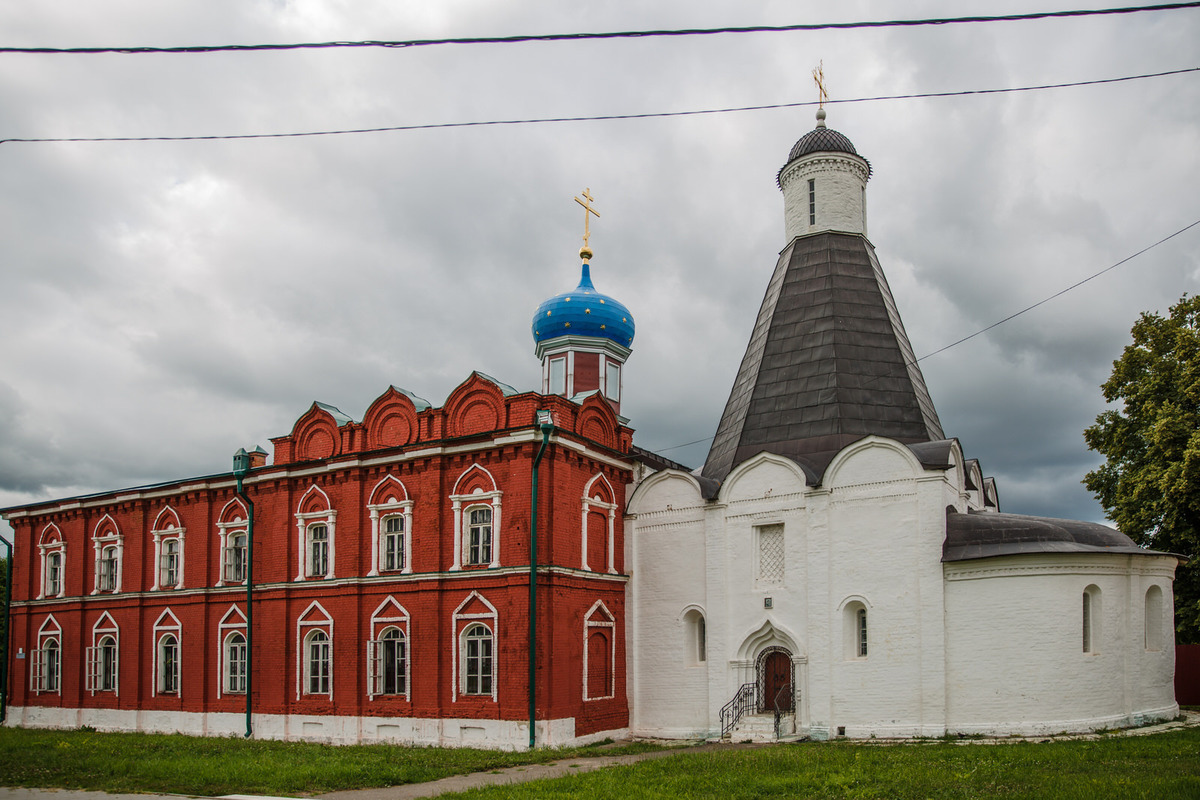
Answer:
[
  {"left": 232, "top": 450, "right": 255, "bottom": 739},
  {"left": 528, "top": 414, "right": 553, "bottom": 749},
  {"left": 0, "top": 535, "right": 11, "bottom": 723}
]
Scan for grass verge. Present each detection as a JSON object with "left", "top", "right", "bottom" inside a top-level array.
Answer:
[
  {"left": 0, "top": 727, "right": 661, "bottom": 796},
  {"left": 441, "top": 728, "right": 1200, "bottom": 800}
]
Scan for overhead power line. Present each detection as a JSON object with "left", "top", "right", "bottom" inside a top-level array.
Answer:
[
  {"left": 2, "top": 66, "right": 1196, "bottom": 146},
  {"left": 651, "top": 216, "right": 1200, "bottom": 456},
  {"left": 2, "top": 3, "right": 1198, "bottom": 55}
]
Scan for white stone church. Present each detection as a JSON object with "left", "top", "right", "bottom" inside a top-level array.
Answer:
[{"left": 624, "top": 108, "right": 1179, "bottom": 741}]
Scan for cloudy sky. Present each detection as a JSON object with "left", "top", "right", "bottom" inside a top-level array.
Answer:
[{"left": 2, "top": 1, "right": 1199, "bottom": 543}]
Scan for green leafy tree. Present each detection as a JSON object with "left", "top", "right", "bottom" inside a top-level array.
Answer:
[{"left": 1084, "top": 294, "right": 1200, "bottom": 643}]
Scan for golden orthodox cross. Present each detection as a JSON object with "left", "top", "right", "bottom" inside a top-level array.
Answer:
[
  {"left": 575, "top": 188, "right": 600, "bottom": 251},
  {"left": 813, "top": 61, "right": 828, "bottom": 109}
]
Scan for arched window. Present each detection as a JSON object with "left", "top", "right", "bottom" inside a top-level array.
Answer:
[
  {"left": 1083, "top": 585, "right": 1102, "bottom": 653},
  {"left": 225, "top": 632, "right": 247, "bottom": 694},
  {"left": 462, "top": 624, "right": 493, "bottom": 696},
  {"left": 369, "top": 627, "right": 408, "bottom": 696},
  {"left": 682, "top": 608, "right": 706, "bottom": 665},
  {"left": 842, "top": 599, "right": 869, "bottom": 660},
  {"left": 92, "top": 635, "right": 118, "bottom": 692},
  {"left": 225, "top": 532, "right": 247, "bottom": 583},
  {"left": 38, "top": 525, "right": 66, "bottom": 599},
  {"left": 158, "top": 634, "right": 179, "bottom": 694},
  {"left": 91, "top": 517, "right": 123, "bottom": 595},
  {"left": 99, "top": 545, "right": 119, "bottom": 592},
  {"left": 43, "top": 639, "right": 60, "bottom": 692},
  {"left": 1145, "top": 585, "right": 1164, "bottom": 652},
  {"left": 305, "top": 630, "right": 331, "bottom": 695}
]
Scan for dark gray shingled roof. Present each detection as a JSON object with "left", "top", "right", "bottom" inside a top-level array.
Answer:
[
  {"left": 703, "top": 232, "right": 945, "bottom": 481},
  {"left": 943, "top": 509, "right": 1178, "bottom": 562}
]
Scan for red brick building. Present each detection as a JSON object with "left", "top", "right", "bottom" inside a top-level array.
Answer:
[{"left": 2, "top": 251, "right": 643, "bottom": 747}]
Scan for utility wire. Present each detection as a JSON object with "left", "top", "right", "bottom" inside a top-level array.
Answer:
[
  {"left": 2, "top": 66, "right": 1195, "bottom": 145},
  {"left": 651, "top": 216, "right": 1200, "bottom": 456},
  {"left": 2, "top": 3, "right": 1197, "bottom": 54}
]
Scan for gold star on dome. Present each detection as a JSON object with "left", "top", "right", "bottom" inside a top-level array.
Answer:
[
  {"left": 565, "top": 322, "right": 571, "bottom": 328},
  {"left": 585, "top": 308, "right": 591, "bottom": 314}
]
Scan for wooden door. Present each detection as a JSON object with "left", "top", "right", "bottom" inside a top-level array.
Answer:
[{"left": 762, "top": 651, "right": 793, "bottom": 712}]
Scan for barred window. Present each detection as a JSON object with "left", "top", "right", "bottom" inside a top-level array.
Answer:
[{"left": 757, "top": 525, "right": 784, "bottom": 584}]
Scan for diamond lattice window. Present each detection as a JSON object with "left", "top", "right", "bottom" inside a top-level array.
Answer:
[{"left": 758, "top": 525, "right": 784, "bottom": 584}]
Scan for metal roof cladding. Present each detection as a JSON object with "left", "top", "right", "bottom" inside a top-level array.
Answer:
[
  {"left": 532, "top": 262, "right": 635, "bottom": 349},
  {"left": 776, "top": 108, "right": 872, "bottom": 186}
]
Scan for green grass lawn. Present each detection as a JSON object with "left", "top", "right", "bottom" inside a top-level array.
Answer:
[
  {"left": 443, "top": 729, "right": 1200, "bottom": 800},
  {"left": 1, "top": 727, "right": 1198, "bottom": 799},
  {"left": 0, "top": 727, "right": 659, "bottom": 796}
]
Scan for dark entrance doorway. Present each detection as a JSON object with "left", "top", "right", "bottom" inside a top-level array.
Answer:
[{"left": 759, "top": 648, "right": 793, "bottom": 712}]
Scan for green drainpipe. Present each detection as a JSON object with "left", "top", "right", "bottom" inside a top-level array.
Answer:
[
  {"left": 0, "top": 535, "right": 11, "bottom": 723},
  {"left": 232, "top": 449, "right": 255, "bottom": 738},
  {"left": 528, "top": 413, "right": 553, "bottom": 749}
]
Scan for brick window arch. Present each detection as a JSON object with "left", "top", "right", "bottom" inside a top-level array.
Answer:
[
  {"left": 90, "top": 515, "right": 123, "bottom": 595},
  {"left": 151, "top": 506, "right": 185, "bottom": 591},
  {"left": 367, "top": 475, "right": 413, "bottom": 576},
  {"left": 216, "top": 498, "right": 249, "bottom": 587},
  {"left": 581, "top": 473, "right": 617, "bottom": 574},
  {"left": 38, "top": 524, "right": 66, "bottom": 599},
  {"left": 584, "top": 600, "right": 616, "bottom": 701},
  {"left": 450, "top": 465, "right": 502, "bottom": 571},
  {"left": 295, "top": 485, "right": 337, "bottom": 581}
]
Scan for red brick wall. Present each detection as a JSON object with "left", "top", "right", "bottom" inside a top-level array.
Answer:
[{"left": 5, "top": 378, "right": 632, "bottom": 736}]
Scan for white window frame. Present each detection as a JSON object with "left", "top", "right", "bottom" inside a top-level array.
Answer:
[
  {"left": 603, "top": 359, "right": 621, "bottom": 402},
  {"left": 464, "top": 505, "right": 493, "bottom": 567},
  {"left": 755, "top": 523, "right": 785, "bottom": 586},
  {"left": 452, "top": 591, "right": 498, "bottom": 702},
  {"left": 37, "top": 524, "right": 66, "bottom": 599},
  {"left": 150, "top": 508, "right": 186, "bottom": 591},
  {"left": 461, "top": 624, "right": 494, "bottom": 697},
  {"left": 217, "top": 605, "right": 247, "bottom": 698},
  {"left": 295, "top": 508, "right": 337, "bottom": 581},
  {"left": 304, "top": 630, "right": 331, "bottom": 696},
  {"left": 841, "top": 596, "right": 871, "bottom": 661},
  {"left": 152, "top": 609, "right": 181, "bottom": 698},
  {"left": 296, "top": 601, "right": 334, "bottom": 700},
  {"left": 367, "top": 597, "right": 411, "bottom": 700},
  {"left": 583, "top": 600, "right": 616, "bottom": 701},
  {"left": 31, "top": 615, "right": 62, "bottom": 695},
  {"left": 215, "top": 498, "right": 250, "bottom": 587},
  {"left": 367, "top": 477, "right": 413, "bottom": 577},
  {"left": 580, "top": 473, "right": 617, "bottom": 573},
  {"left": 90, "top": 515, "right": 123, "bottom": 595},
  {"left": 450, "top": 466, "right": 502, "bottom": 571},
  {"left": 86, "top": 613, "right": 120, "bottom": 695},
  {"left": 307, "top": 522, "right": 330, "bottom": 577},
  {"left": 547, "top": 355, "right": 567, "bottom": 395}
]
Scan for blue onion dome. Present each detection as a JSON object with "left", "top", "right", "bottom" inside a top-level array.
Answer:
[
  {"left": 777, "top": 108, "right": 872, "bottom": 185},
  {"left": 532, "top": 262, "right": 635, "bottom": 349}
]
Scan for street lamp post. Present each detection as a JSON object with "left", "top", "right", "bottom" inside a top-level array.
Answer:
[{"left": 232, "top": 448, "right": 255, "bottom": 738}]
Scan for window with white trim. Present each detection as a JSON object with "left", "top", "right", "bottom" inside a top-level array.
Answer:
[
  {"left": 604, "top": 360, "right": 621, "bottom": 402},
  {"left": 86, "top": 615, "right": 120, "bottom": 695},
  {"left": 842, "top": 599, "right": 869, "bottom": 660},
  {"left": 465, "top": 507, "right": 492, "bottom": 566},
  {"left": 91, "top": 516, "right": 123, "bottom": 595},
  {"left": 450, "top": 467, "right": 502, "bottom": 571},
  {"left": 46, "top": 551, "right": 63, "bottom": 597},
  {"left": 382, "top": 516, "right": 405, "bottom": 571},
  {"left": 369, "top": 627, "right": 408, "bottom": 697},
  {"left": 581, "top": 473, "right": 617, "bottom": 574},
  {"left": 452, "top": 591, "right": 498, "bottom": 701},
  {"left": 158, "top": 634, "right": 180, "bottom": 694},
  {"left": 294, "top": 486, "right": 337, "bottom": 581},
  {"left": 305, "top": 630, "right": 331, "bottom": 695},
  {"left": 217, "top": 605, "right": 247, "bottom": 698},
  {"left": 225, "top": 632, "right": 247, "bottom": 694},
  {"left": 462, "top": 624, "right": 493, "bottom": 696},
  {"left": 38, "top": 525, "right": 66, "bottom": 599},
  {"left": 368, "top": 597, "right": 410, "bottom": 700},
  {"left": 307, "top": 523, "right": 329, "bottom": 577},
  {"left": 548, "top": 356, "right": 567, "bottom": 395},
  {"left": 225, "top": 531, "right": 248, "bottom": 583},
  {"left": 31, "top": 616, "right": 62, "bottom": 695},
  {"left": 151, "top": 508, "right": 185, "bottom": 591}
]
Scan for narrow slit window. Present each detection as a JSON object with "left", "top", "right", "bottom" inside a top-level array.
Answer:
[{"left": 808, "top": 178, "right": 816, "bottom": 226}]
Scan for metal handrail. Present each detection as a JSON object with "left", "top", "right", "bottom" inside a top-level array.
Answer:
[
  {"left": 772, "top": 682, "right": 793, "bottom": 739},
  {"left": 720, "top": 682, "right": 757, "bottom": 738}
]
